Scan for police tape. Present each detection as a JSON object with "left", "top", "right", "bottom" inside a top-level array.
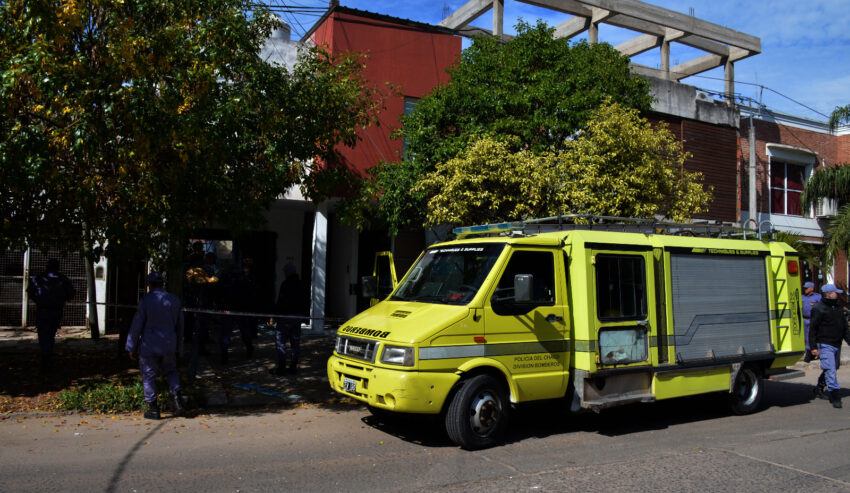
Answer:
[{"left": 83, "top": 300, "right": 349, "bottom": 324}]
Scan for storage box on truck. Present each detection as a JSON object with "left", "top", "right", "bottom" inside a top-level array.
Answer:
[{"left": 327, "top": 217, "right": 805, "bottom": 449}]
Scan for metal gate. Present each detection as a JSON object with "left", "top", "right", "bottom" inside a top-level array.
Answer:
[{"left": 1, "top": 246, "right": 86, "bottom": 328}]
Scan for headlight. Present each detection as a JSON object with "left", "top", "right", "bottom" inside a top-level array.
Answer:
[
  {"left": 335, "top": 336, "right": 343, "bottom": 353},
  {"left": 380, "top": 345, "right": 414, "bottom": 367}
]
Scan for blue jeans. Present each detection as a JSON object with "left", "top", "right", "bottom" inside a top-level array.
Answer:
[
  {"left": 818, "top": 343, "right": 841, "bottom": 391},
  {"left": 275, "top": 319, "right": 301, "bottom": 366}
]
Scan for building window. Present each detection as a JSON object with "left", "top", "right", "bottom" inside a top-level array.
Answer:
[
  {"left": 770, "top": 161, "right": 805, "bottom": 216},
  {"left": 402, "top": 97, "right": 418, "bottom": 160}
]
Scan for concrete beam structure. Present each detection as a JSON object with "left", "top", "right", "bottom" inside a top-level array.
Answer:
[
  {"left": 441, "top": 0, "right": 762, "bottom": 102},
  {"left": 616, "top": 33, "right": 661, "bottom": 57}
]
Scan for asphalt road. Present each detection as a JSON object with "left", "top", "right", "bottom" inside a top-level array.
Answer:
[{"left": 2, "top": 367, "right": 849, "bottom": 493}]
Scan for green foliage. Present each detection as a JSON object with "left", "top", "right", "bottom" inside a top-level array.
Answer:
[
  {"left": 0, "top": 0, "right": 378, "bottom": 262},
  {"left": 58, "top": 381, "right": 151, "bottom": 413},
  {"left": 404, "top": 21, "right": 653, "bottom": 166},
  {"left": 801, "top": 163, "right": 850, "bottom": 268},
  {"left": 829, "top": 104, "right": 850, "bottom": 132},
  {"left": 346, "top": 21, "right": 653, "bottom": 233},
  {"left": 418, "top": 102, "right": 712, "bottom": 227}
]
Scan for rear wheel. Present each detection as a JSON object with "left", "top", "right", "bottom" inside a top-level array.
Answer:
[
  {"left": 445, "top": 374, "right": 509, "bottom": 450},
  {"left": 730, "top": 366, "right": 762, "bottom": 415}
]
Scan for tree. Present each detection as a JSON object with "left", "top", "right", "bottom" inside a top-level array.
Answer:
[
  {"left": 801, "top": 164, "right": 850, "bottom": 269},
  {"left": 0, "top": 1, "right": 378, "bottom": 286},
  {"left": 417, "top": 102, "right": 712, "bottom": 226},
  {"left": 829, "top": 104, "right": 850, "bottom": 132},
  {"left": 343, "top": 21, "right": 654, "bottom": 234}
]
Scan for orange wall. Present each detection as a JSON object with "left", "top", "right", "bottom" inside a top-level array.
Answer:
[{"left": 310, "top": 11, "right": 461, "bottom": 175}]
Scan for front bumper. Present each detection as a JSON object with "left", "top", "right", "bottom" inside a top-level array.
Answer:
[{"left": 327, "top": 354, "right": 460, "bottom": 414}]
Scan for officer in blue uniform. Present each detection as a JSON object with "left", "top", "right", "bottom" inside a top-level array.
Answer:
[
  {"left": 126, "top": 272, "right": 185, "bottom": 419},
  {"left": 270, "top": 263, "right": 309, "bottom": 376},
  {"left": 809, "top": 284, "right": 850, "bottom": 409},
  {"left": 801, "top": 281, "right": 822, "bottom": 362},
  {"left": 27, "top": 259, "right": 75, "bottom": 372},
  {"left": 218, "top": 258, "right": 257, "bottom": 365}
]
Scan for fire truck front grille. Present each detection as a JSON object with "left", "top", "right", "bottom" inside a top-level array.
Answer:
[{"left": 335, "top": 336, "right": 380, "bottom": 363}]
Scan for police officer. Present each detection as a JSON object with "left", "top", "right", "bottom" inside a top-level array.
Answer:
[
  {"left": 126, "top": 272, "right": 185, "bottom": 419},
  {"left": 219, "top": 258, "right": 257, "bottom": 365},
  {"left": 809, "top": 284, "right": 849, "bottom": 409},
  {"left": 27, "top": 258, "right": 75, "bottom": 372},
  {"left": 801, "top": 281, "right": 822, "bottom": 362},
  {"left": 270, "top": 263, "right": 309, "bottom": 376}
]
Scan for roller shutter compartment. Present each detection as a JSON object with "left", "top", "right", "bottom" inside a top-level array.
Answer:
[{"left": 670, "top": 255, "right": 771, "bottom": 362}]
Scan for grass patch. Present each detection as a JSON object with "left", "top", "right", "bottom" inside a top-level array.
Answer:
[{"left": 57, "top": 379, "right": 188, "bottom": 413}]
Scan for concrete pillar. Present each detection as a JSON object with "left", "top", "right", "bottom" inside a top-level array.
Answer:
[
  {"left": 660, "top": 40, "right": 670, "bottom": 79},
  {"left": 589, "top": 22, "right": 598, "bottom": 44},
  {"left": 493, "top": 0, "right": 504, "bottom": 37},
  {"left": 724, "top": 58, "right": 735, "bottom": 103},
  {"left": 21, "top": 248, "right": 30, "bottom": 328},
  {"left": 748, "top": 115, "right": 757, "bottom": 226},
  {"left": 310, "top": 202, "right": 328, "bottom": 331}
]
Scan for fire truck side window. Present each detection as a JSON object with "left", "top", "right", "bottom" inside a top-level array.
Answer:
[
  {"left": 494, "top": 251, "right": 555, "bottom": 305},
  {"left": 595, "top": 255, "right": 647, "bottom": 321}
]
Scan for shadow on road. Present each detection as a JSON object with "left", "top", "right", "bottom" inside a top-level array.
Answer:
[
  {"left": 105, "top": 420, "right": 166, "bottom": 493},
  {"left": 356, "top": 378, "right": 824, "bottom": 449}
]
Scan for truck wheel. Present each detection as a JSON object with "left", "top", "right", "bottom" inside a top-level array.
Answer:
[
  {"left": 730, "top": 366, "right": 762, "bottom": 415},
  {"left": 445, "top": 374, "right": 509, "bottom": 450}
]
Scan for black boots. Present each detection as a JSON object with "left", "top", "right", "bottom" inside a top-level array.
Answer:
[
  {"left": 830, "top": 390, "right": 843, "bottom": 409},
  {"left": 172, "top": 392, "right": 186, "bottom": 417},
  {"left": 144, "top": 400, "right": 161, "bottom": 420},
  {"left": 814, "top": 385, "right": 828, "bottom": 400}
]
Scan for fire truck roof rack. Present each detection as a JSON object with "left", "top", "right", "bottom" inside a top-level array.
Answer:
[{"left": 452, "top": 215, "right": 775, "bottom": 241}]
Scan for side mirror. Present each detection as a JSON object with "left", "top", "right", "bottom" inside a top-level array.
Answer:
[
  {"left": 361, "top": 276, "right": 378, "bottom": 299},
  {"left": 514, "top": 274, "right": 533, "bottom": 303}
]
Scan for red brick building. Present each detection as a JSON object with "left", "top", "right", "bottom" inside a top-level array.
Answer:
[{"left": 739, "top": 108, "right": 850, "bottom": 289}]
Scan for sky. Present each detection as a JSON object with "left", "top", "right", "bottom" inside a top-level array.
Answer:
[{"left": 270, "top": 0, "right": 850, "bottom": 122}]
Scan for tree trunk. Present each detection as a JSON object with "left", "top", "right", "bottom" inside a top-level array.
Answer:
[{"left": 81, "top": 233, "right": 100, "bottom": 340}]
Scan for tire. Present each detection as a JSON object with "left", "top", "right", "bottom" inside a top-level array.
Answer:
[
  {"left": 445, "top": 374, "right": 509, "bottom": 450},
  {"left": 729, "top": 366, "right": 762, "bottom": 415}
]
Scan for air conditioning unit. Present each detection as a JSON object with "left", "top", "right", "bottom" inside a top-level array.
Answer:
[{"left": 815, "top": 198, "right": 838, "bottom": 218}]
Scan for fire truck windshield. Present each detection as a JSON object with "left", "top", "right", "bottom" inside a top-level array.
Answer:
[{"left": 390, "top": 244, "right": 505, "bottom": 305}]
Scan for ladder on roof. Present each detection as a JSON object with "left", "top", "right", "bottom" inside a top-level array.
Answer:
[{"left": 453, "top": 214, "right": 775, "bottom": 240}]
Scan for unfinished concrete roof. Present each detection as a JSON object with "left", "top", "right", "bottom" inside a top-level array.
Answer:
[{"left": 439, "top": 0, "right": 761, "bottom": 98}]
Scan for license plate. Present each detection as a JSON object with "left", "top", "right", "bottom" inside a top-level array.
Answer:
[{"left": 343, "top": 378, "right": 357, "bottom": 393}]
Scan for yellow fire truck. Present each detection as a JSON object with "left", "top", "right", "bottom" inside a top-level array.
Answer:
[{"left": 328, "top": 217, "right": 805, "bottom": 449}]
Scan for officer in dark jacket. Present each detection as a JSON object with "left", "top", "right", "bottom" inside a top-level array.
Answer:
[
  {"left": 270, "top": 263, "right": 309, "bottom": 376},
  {"left": 218, "top": 258, "right": 257, "bottom": 364},
  {"left": 126, "top": 272, "right": 185, "bottom": 419},
  {"left": 27, "top": 259, "right": 75, "bottom": 372},
  {"left": 809, "top": 284, "right": 850, "bottom": 409}
]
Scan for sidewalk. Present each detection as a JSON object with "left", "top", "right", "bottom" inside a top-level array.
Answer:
[{"left": 0, "top": 325, "right": 351, "bottom": 415}]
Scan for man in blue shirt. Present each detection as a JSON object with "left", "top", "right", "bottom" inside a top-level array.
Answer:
[
  {"left": 801, "top": 281, "right": 822, "bottom": 362},
  {"left": 126, "top": 272, "right": 185, "bottom": 419}
]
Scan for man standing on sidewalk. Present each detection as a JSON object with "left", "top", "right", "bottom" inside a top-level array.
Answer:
[
  {"left": 801, "top": 281, "right": 821, "bottom": 362},
  {"left": 126, "top": 272, "right": 185, "bottom": 420},
  {"left": 27, "top": 258, "right": 75, "bottom": 372},
  {"left": 270, "top": 263, "right": 309, "bottom": 376},
  {"left": 809, "top": 284, "right": 850, "bottom": 409}
]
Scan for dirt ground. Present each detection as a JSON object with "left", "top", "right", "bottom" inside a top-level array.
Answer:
[{"left": 0, "top": 328, "right": 355, "bottom": 415}]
